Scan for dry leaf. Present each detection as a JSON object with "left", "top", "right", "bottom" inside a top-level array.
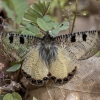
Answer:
[
  {"left": 0, "top": 87, "right": 2, "bottom": 95},
  {"left": 23, "top": 57, "right": 100, "bottom": 100},
  {"left": 0, "top": 63, "right": 4, "bottom": 70}
]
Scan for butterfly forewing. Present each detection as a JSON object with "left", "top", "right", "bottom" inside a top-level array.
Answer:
[
  {"left": 0, "top": 32, "right": 40, "bottom": 61},
  {"left": 55, "top": 30, "right": 100, "bottom": 60}
]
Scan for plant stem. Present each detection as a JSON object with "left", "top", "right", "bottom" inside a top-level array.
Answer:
[
  {"left": 57, "top": 0, "right": 63, "bottom": 22},
  {"left": 67, "top": 9, "right": 71, "bottom": 33},
  {"left": 71, "top": 0, "right": 78, "bottom": 33}
]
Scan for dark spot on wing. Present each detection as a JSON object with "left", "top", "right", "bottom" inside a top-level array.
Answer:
[
  {"left": 9, "top": 34, "right": 14, "bottom": 43},
  {"left": 51, "top": 67, "right": 77, "bottom": 84},
  {"left": 26, "top": 75, "right": 31, "bottom": 79},
  {"left": 71, "top": 33, "right": 76, "bottom": 42},
  {"left": 98, "top": 30, "right": 100, "bottom": 37},
  {"left": 32, "top": 79, "right": 36, "bottom": 84},
  {"left": 56, "top": 78, "right": 62, "bottom": 84},
  {"left": 37, "top": 80, "right": 43, "bottom": 84},
  {"left": 20, "top": 35, "right": 24, "bottom": 44},
  {"left": 43, "top": 77, "right": 48, "bottom": 81},
  {"left": 51, "top": 76, "right": 56, "bottom": 80},
  {"left": 47, "top": 73, "right": 51, "bottom": 77},
  {"left": 63, "top": 78, "right": 68, "bottom": 82},
  {"left": 68, "top": 73, "right": 73, "bottom": 76},
  {"left": 82, "top": 32, "right": 87, "bottom": 41}
]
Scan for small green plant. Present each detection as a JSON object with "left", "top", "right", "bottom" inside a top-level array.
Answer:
[
  {"left": 3, "top": 92, "right": 22, "bottom": 100},
  {"left": 33, "top": 97, "right": 37, "bottom": 100},
  {"left": 6, "top": 64, "right": 21, "bottom": 72},
  {"left": 2, "top": 0, "right": 28, "bottom": 31}
]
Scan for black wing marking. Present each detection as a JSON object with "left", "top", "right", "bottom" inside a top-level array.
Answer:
[
  {"left": 0, "top": 32, "right": 41, "bottom": 61},
  {"left": 55, "top": 30, "right": 100, "bottom": 60}
]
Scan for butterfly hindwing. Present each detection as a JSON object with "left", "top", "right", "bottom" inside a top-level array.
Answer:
[
  {"left": 22, "top": 48, "right": 49, "bottom": 86},
  {"left": 49, "top": 47, "right": 76, "bottom": 84}
]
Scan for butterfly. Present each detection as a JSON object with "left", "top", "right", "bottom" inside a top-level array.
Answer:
[{"left": 0, "top": 30, "right": 100, "bottom": 86}]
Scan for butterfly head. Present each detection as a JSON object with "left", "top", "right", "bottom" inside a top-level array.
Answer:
[{"left": 41, "top": 31, "right": 54, "bottom": 43}]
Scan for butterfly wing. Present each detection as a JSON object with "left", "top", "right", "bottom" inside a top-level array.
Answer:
[
  {"left": 0, "top": 32, "right": 41, "bottom": 61},
  {"left": 50, "top": 30, "right": 100, "bottom": 84},
  {"left": 49, "top": 47, "right": 76, "bottom": 84},
  {"left": 21, "top": 47, "right": 49, "bottom": 86},
  {"left": 55, "top": 30, "right": 100, "bottom": 60}
]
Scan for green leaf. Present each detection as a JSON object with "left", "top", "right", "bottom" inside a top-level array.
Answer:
[
  {"left": 37, "top": 18, "right": 48, "bottom": 31},
  {"left": 27, "top": 7, "right": 42, "bottom": 18},
  {"left": 38, "top": 1, "right": 47, "bottom": 14},
  {"left": 34, "top": 2, "right": 44, "bottom": 14},
  {"left": 26, "top": 24, "right": 40, "bottom": 34},
  {"left": 0, "top": 95, "right": 4, "bottom": 100},
  {"left": 12, "top": 92, "right": 22, "bottom": 100},
  {"left": 3, "top": 92, "right": 22, "bottom": 100},
  {"left": 2, "top": 0, "right": 28, "bottom": 24},
  {"left": 53, "top": 21, "right": 59, "bottom": 29},
  {"left": 6, "top": 64, "right": 21, "bottom": 72},
  {"left": 37, "top": 15, "right": 54, "bottom": 31},
  {"left": 21, "top": 30, "right": 35, "bottom": 35},
  {"left": 51, "top": 21, "right": 69, "bottom": 36},
  {"left": 3, "top": 93, "right": 13, "bottom": 100},
  {"left": 20, "top": 0, "right": 50, "bottom": 31},
  {"left": 33, "top": 97, "right": 37, "bottom": 100},
  {"left": 24, "top": 13, "right": 36, "bottom": 23},
  {"left": 21, "top": 30, "right": 42, "bottom": 37}
]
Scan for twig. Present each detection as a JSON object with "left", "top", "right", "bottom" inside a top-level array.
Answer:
[
  {"left": 57, "top": 0, "right": 63, "bottom": 22},
  {"left": 0, "top": 16, "right": 4, "bottom": 32},
  {"left": 64, "top": 9, "right": 71, "bottom": 33},
  {"left": 67, "top": 10, "right": 71, "bottom": 33},
  {"left": 71, "top": 0, "right": 78, "bottom": 33},
  {"left": 23, "top": 89, "right": 29, "bottom": 100},
  {"left": 0, "top": 81, "right": 21, "bottom": 93}
]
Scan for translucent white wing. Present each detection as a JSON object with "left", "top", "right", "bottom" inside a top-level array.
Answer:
[
  {"left": 49, "top": 30, "right": 100, "bottom": 85},
  {"left": 55, "top": 30, "right": 100, "bottom": 61},
  {"left": 21, "top": 48, "right": 49, "bottom": 86},
  {"left": 0, "top": 32, "right": 41, "bottom": 61}
]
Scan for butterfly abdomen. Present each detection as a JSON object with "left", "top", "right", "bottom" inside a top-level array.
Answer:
[{"left": 38, "top": 42, "right": 58, "bottom": 66}]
